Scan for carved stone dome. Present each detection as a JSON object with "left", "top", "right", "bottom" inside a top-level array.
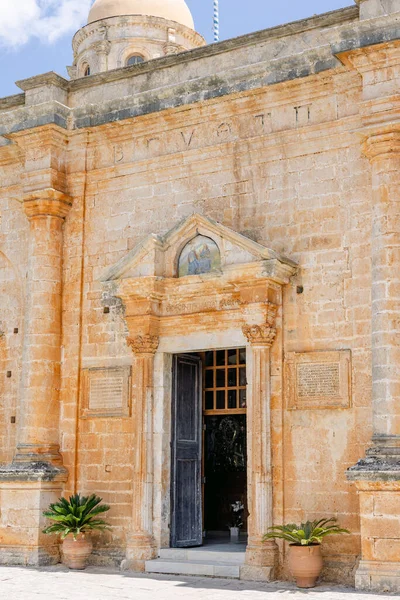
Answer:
[{"left": 88, "top": 0, "right": 195, "bottom": 30}]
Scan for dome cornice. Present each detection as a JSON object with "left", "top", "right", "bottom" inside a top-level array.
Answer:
[{"left": 72, "top": 15, "right": 204, "bottom": 53}]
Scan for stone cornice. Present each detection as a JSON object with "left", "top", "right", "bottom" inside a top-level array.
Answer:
[
  {"left": 23, "top": 189, "right": 73, "bottom": 219},
  {"left": 0, "top": 461, "right": 68, "bottom": 483},
  {"left": 16, "top": 72, "right": 69, "bottom": 93},
  {"left": 127, "top": 334, "right": 159, "bottom": 356},
  {"left": 3, "top": 5, "right": 400, "bottom": 137},
  {"left": 0, "top": 93, "right": 25, "bottom": 111},
  {"left": 70, "top": 6, "right": 358, "bottom": 93},
  {"left": 336, "top": 39, "right": 400, "bottom": 72},
  {"left": 73, "top": 15, "right": 205, "bottom": 52},
  {"left": 5, "top": 6, "right": 358, "bottom": 103}
]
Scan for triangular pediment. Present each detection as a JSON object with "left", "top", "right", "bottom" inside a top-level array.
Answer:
[{"left": 103, "top": 213, "right": 296, "bottom": 282}]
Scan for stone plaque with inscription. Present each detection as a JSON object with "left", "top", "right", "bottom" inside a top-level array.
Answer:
[
  {"left": 285, "top": 351, "right": 351, "bottom": 410},
  {"left": 81, "top": 366, "right": 131, "bottom": 417}
]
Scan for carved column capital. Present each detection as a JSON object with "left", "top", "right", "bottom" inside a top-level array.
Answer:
[
  {"left": 363, "top": 129, "right": 400, "bottom": 162},
  {"left": 23, "top": 188, "right": 73, "bottom": 220},
  {"left": 127, "top": 334, "right": 159, "bottom": 356},
  {"left": 93, "top": 40, "right": 111, "bottom": 56},
  {"left": 242, "top": 323, "right": 277, "bottom": 347},
  {"left": 243, "top": 302, "right": 277, "bottom": 347}
]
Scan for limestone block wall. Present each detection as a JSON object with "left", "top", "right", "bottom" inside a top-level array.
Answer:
[{"left": 54, "top": 58, "right": 372, "bottom": 579}]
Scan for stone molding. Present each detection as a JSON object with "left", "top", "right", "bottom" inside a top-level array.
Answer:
[
  {"left": 72, "top": 15, "right": 205, "bottom": 53},
  {"left": 347, "top": 444, "right": 400, "bottom": 482},
  {"left": 127, "top": 334, "right": 159, "bottom": 356},
  {"left": 0, "top": 461, "right": 68, "bottom": 483},
  {"left": 23, "top": 189, "right": 73, "bottom": 220}
]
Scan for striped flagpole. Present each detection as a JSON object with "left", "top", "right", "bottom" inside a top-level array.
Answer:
[{"left": 213, "top": 0, "right": 220, "bottom": 42}]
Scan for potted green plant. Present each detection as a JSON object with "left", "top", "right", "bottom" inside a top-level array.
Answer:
[
  {"left": 263, "top": 518, "right": 350, "bottom": 588},
  {"left": 43, "top": 494, "right": 110, "bottom": 570}
]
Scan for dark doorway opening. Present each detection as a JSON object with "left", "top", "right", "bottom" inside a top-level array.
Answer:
[
  {"left": 201, "top": 349, "right": 248, "bottom": 538},
  {"left": 170, "top": 349, "right": 248, "bottom": 548}
]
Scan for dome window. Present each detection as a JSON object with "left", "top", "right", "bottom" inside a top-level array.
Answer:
[
  {"left": 83, "top": 65, "right": 91, "bottom": 77},
  {"left": 127, "top": 55, "right": 145, "bottom": 66}
]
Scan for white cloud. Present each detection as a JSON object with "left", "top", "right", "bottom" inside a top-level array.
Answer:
[{"left": 0, "top": 0, "right": 93, "bottom": 48}]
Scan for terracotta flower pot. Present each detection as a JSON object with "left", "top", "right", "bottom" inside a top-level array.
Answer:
[
  {"left": 288, "top": 544, "right": 323, "bottom": 588},
  {"left": 62, "top": 533, "right": 93, "bottom": 570}
]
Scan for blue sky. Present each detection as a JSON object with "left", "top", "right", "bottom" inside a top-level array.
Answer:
[{"left": 0, "top": 0, "right": 352, "bottom": 99}]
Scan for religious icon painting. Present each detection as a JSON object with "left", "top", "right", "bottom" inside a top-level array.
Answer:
[{"left": 178, "top": 235, "right": 221, "bottom": 277}]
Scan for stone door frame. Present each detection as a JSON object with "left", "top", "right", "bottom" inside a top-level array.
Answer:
[{"left": 105, "top": 214, "right": 296, "bottom": 578}]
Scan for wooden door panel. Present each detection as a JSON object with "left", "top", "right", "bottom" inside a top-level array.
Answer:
[{"left": 171, "top": 355, "right": 202, "bottom": 548}]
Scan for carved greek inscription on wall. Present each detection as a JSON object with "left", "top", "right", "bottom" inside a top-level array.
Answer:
[
  {"left": 81, "top": 366, "right": 131, "bottom": 417},
  {"left": 297, "top": 363, "right": 340, "bottom": 399},
  {"left": 285, "top": 351, "right": 351, "bottom": 410}
]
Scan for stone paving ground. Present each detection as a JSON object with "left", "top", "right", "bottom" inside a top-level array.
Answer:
[{"left": 0, "top": 567, "right": 397, "bottom": 600}]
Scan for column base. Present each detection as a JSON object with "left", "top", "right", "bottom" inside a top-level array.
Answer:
[
  {"left": 0, "top": 544, "right": 60, "bottom": 567},
  {"left": 356, "top": 560, "right": 400, "bottom": 593},
  {"left": 121, "top": 532, "right": 158, "bottom": 572},
  {"left": 242, "top": 541, "right": 278, "bottom": 581},
  {"left": 0, "top": 461, "right": 67, "bottom": 566},
  {"left": 348, "top": 445, "right": 400, "bottom": 594},
  {"left": 240, "top": 565, "right": 275, "bottom": 581}
]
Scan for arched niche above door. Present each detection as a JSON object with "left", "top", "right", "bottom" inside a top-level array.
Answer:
[{"left": 178, "top": 235, "right": 221, "bottom": 277}]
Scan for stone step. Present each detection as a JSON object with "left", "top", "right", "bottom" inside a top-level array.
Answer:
[
  {"left": 145, "top": 558, "right": 241, "bottom": 579},
  {"left": 159, "top": 547, "right": 245, "bottom": 564}
]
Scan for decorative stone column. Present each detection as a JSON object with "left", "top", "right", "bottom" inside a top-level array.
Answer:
[
  {"left": 240, "top": 303, "right": 278, "bottom": 581},
  {"left": 15, "top": 190, "right": 72, "bottom": 464},
  {"left": 0, "top": 188, "right": 71, "bottom": 565},
  {"left": 122, "top": 333, "right": 159, "bottom": 572},
  {"left": 93, "top": 40, "right": 111, "bottom": 73},
  {"left": 347, "top": 128, "right": 400, "bottom": 592}
]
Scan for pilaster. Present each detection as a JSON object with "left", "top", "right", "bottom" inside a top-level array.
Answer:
[
  {"left": 347, "top": 125, "right": 400, "bottom": 592},
  {"left": 0, "top": 184, "right": 71, "bottom": 566},
  {"left": 337, "top": 38, "right": 400, "bottom": 591},
  {"left": 240, "top": 303, "right": 278, "bottom": 582},
  {"left": 122, "top": 330, "right": 159, "bottom": 571}
]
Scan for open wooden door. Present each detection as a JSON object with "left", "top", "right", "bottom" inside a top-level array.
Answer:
[{"left": 171, "top": 354, "right": 202, "bottom": 548}]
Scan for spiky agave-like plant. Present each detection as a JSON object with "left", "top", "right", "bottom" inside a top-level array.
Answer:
[
  {"left": 43, "top": 494, "right": 110, "bottom": 540},
  {"left": 263, "top": 518, "right": 350, "bottom": 546}
]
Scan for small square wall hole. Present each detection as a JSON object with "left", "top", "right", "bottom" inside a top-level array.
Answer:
[
  {"left": 10, "top": 416, "right": 16, "bottom": 424},
  {"left": 14, "top": 328, "right": 18, "bottom": 334},
  {"left": 296, "top": 286, "right": 304, "bottom": 294},
  {"left": 6, "top": 371, "right": 12, "bottom": 378},
  {"left": 103, "top": 307, "right": 110, "bottom": 314}
]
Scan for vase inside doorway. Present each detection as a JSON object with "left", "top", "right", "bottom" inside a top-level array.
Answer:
[{"left": 229, "top": 500, "right": 244, "bottom": 542}]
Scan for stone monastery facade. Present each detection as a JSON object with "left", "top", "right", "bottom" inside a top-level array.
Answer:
[{"left": 0, "top": 0, "right": 399, "bottom": 593}]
